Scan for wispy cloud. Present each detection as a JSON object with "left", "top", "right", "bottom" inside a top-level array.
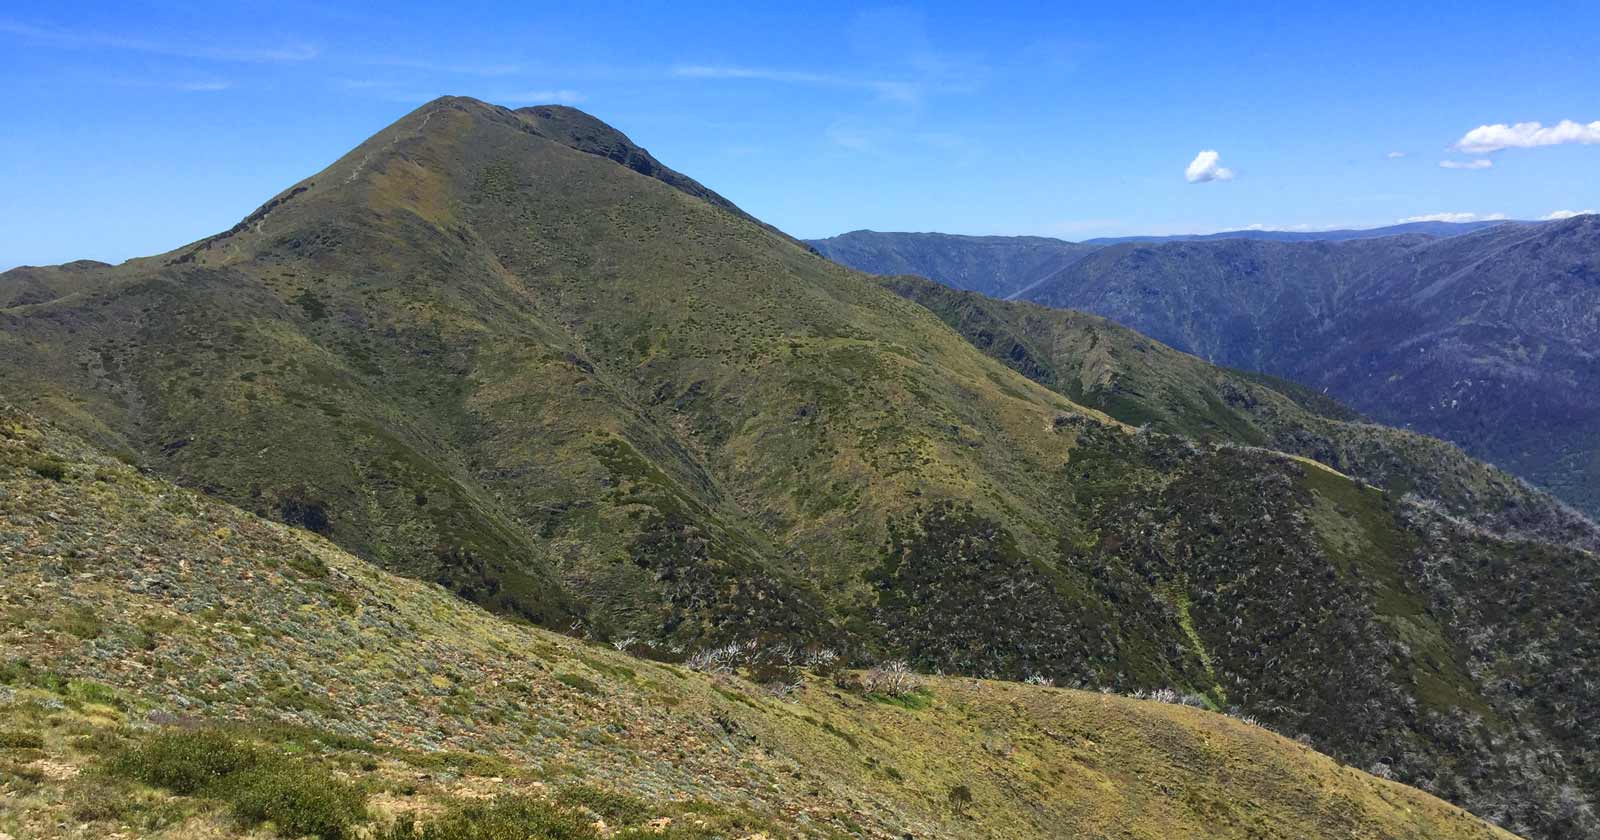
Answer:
[
  {"left": 1543, "top": 209, "right": 1597, "bottom": 221},
  {"left": 99, "top": 75, "right": 237, "bottom": 93},
  {"left": 825, "top": 124, "right": 875, "bottom": 151},
  {"left": 358, "top": 57, "right": 523, "bottom": 77},
  {"left": 1438, "top": 158, "right": 1492, "bottom": 170},
  {"left": 671, "top": 64, "right": 927, "bottom": 103},
  {"left": 1185, "top": 150, "right": 1234, "bottom": 183},
  {"left": 1386, "top": 151, "right": 1407, "bottom": 159},
  {"left": 1400, "top": 212, "right": 1507, "bottom": 223},
  {"left": 1454, "top": 120, "right": 1600, "bottom": 154},
  {"left": 497, "top": 89, "right": 585, "bottom": 105},
  {"left": 0, "top": 19, "right": 317, "bottom": 62},
  {"left": 673, "top": 65, "right": 833, "bottom": 84},
  {"left": 673, "top": 9, "right": 980, "bottom": 108}
]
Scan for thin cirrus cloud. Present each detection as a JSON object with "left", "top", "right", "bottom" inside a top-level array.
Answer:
[
  {"left": 497, "top": 90, "right": 586, "bottom": 105},
  {"left": 1454, "top": 120, "right": 1600, "bottom": 154},
  {"left": 358, "top": 56, "right": 523, "bottom": 77},
  {"left": 670, "top": 64, "right": 924, "bottom": 104},
  {"left": 1438, "top": 159, "right": 1492, "bottom": 170},
  {"left": 1544, "top": 209, "right": 1597, "bottom": 220},
  {"left": 0, "top": 19, "right": 317, "bottom": 62},
  {"left": 1386, "top": 151, "right": 1407, "bottom": 159},
  {"left": 1184, "top": 150, "right": 1234, "bottom": 183},
  {"left": 1400, "top": 212, "right": 1507, "bottom": 223}
]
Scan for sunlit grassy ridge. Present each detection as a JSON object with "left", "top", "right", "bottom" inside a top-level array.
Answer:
[{"left": 0, "top": 406, "right": 1519, "bottom": 839}]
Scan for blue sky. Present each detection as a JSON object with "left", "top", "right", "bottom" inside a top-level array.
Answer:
[{"left": 2, "top": 0, "right": 1598, "bottom": 268}]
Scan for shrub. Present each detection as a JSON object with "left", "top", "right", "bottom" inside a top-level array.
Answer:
[
  {"left": 110, "top": 727, "right": 367, "bottom": 839},
  {"left": 287, "top": 551, "right": 331, "bottom": 579},
  {"left": 684, "top": 643, "right": 741, "bottom": 675},
  {"left": 0, "top": 730, "right": 44, "bottom": 749},
  {"left": 558, "top": 783, "right": 648, "bottom": 824},
  {"left": 66, "top": 679, "right": 122, "bottom": 708},
  {"left": 862, "top": 660, "right": 919, "bottom": 697},
  {"left": 111, "top": 728, "right": 261, "bottom": 795},
  {"left": 278, "top": 486, "right": 332, "bottom": 535},
  {"left": 49, "top": 605, "right": 103, "bottom": 640},
  {"left": 379, "top": 796, "right": 598, "bottom": 840},
  {"left": 28, "top": 457, "right": 67, "bottom": 481},
  {"left": 948, "top": 784, "right": 974, "bottom": 816},
  {"left": 230, "top": 763, "right": 366, "bottom": 840},
  {"left": 554, "top": 673, "right": 601, "bottom": 695}
]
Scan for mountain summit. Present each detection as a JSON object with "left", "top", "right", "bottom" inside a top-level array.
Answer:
[{"left": 4, "top": 98, "right": 1600, "bottom": 838}]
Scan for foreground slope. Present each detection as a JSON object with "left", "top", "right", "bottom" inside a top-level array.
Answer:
[
  {"left": 0, "top": 406, "right": 1521, "bottom": 840},
  {"left": 3, "top": 98, "right": 1600, "bottom": 837}
]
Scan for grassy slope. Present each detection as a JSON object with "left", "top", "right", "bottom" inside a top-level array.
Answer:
[
  {"left": 0, "top": 406, "right": 1518, "bottom": 840},
  {"left": 880, "top": 275, "right": 1600, "bottom": 552},
  {"left": 0, "top": 97, "right": 1109, "bottom": 643}
]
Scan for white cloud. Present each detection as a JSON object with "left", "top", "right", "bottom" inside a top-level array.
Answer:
[
  {"left": 1543, "top": 209, "right": 1597, "bottom": 220},
  {"left": 673, "top": 64, "right": 833, "bottom": 83},
  {"left": 669, "top": 61, "right": 950, "bottom": 104},
  {"left": 1386, "top": 151, "right": 1407, "bottom": 159},
  {"left": 499, "top": 89, "right": 585, "bottom": 105},
  {"left": 0, "top": 19, "right": 317, "bottom": 62},
  {"left": 1438, "top": 158, "right": 1492, "bottom": 170},
  {"left": 1399, "top": 212, "right": 1507, "bottom": 223},
  {"left": 177, "top": 81, "right": 233, "bottom": 92},
  {"left": 360, "top": 57, "right": 521, "bottom": 76},
  {"left": 825, "top": 125, "right": 874, "bottom": 151},
  {"left": 1454, "top": 120, "right": 1600, "bottom": 154},
  {"left": 1184, "top": 150, "right": 1234, "bottom": 183}
]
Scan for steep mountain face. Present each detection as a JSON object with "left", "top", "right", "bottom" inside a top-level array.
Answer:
[
  {"left": 4, "top": 97, "right": 1600, "bottom": 838},
  {"left": 1018, "top": 219, "right": 1600, "bottom": 516},
  {"left": 0, "top": 405, "right": 1520, "bottom": 840},
  {"left": 806, "top": 231, "right": 1098, "bottom": 298}
]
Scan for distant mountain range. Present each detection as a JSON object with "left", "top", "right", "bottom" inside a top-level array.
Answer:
[
  {"left": 1080, "top": 219, "right": 1518, "bottom": 245},
  {"left": 6, "top": 97, "right": 1600, "bottom": 838},
  {"left": 810, "top": 217, "right": 1600, "bottom": 518},
  {"left": 806, "top": 221, "right": 1517, "bottom": 299}
]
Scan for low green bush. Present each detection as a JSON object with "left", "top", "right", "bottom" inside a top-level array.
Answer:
[
  {"left": 0, "top": 730, "right": 44, "bottom": 749},
  {"left": 109, "top": 727, "right": 366, "bottom": 839},
  {"left": 28, "top": 457, "right": 67, "bottom": 481},
  {"left": 558, "top": 783, "right": 649, "bottom": 824},
  {"left": 554, "top": 673, "right": 601, "bottom": 695},
  {"left": 379, "top": 796, "right": 598, "bottom": 840},
  {"left": 230, "top": 763, "right": 366, "bottom": 840},
  {"left": 111, "top": 728, "right": 261, "bottom": 794}
]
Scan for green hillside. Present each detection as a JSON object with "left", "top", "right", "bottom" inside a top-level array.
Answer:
[
  {"left": 2, "top": 97, "right": 1598, "bottom": 838},
  {"left": 0, "top": 406, "right": 1521, "bottom": 840},
  {"left": 879, "top": 275, "right": 1600, "bottom": 550}
]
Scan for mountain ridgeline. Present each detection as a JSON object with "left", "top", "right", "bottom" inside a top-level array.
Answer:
[
  {"left": 803, "top": 221, "right": 1512, "bottom": 298},
  {"left": 811, "top": 221, "right": 1600, "bottom": 519},
  {"left": 4, "top": 97, "right": 1600, "bottom": 838}
]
